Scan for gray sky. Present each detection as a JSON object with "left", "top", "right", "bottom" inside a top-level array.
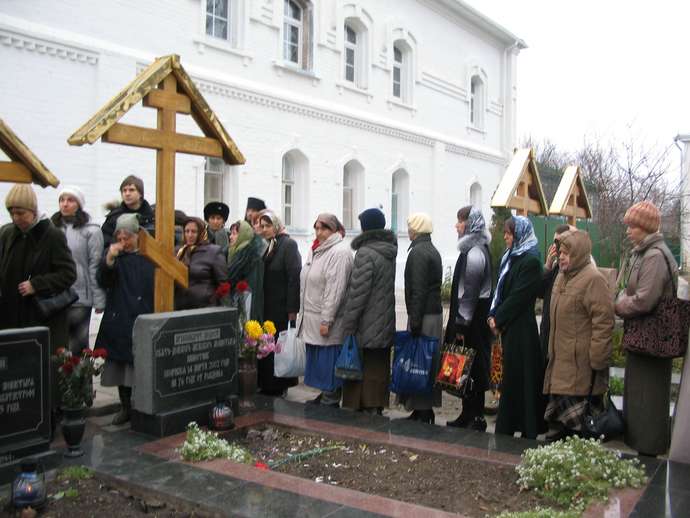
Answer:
[{"left": 465, "top": 0, "right": 690, "bottom": 155}]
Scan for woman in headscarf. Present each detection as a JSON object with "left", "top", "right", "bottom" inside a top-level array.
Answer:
[
  {"left": 399, "top": 212, "right": 443, "bottom": 424},
  {"left": 257, "top": 210, "right": 302, "bottom": 396},
  {"left": 298, "top": 214, "right": 353, "bottom": 407},
  {"left": 227, "top": 219, "right": 267, "bottom": 321},
  {"left": 174, "top": 217, "right": 228, "bottom": 310},
  {"left": 445, "top": 206, "right": 493, "bottom": 430},
  {"left": 487, "top": 216, "right": 546, "bottom": 439},
  {"left": 615, "top": 201, "right": 677, "bottom": 456}
]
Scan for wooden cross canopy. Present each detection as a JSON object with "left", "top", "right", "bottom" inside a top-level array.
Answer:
[
  {"left": 68, "top": 54, "right": 245, "bottom": 312},
  {"left": 548, "top": 165, "right": 592, "bottom": 225},
  {"left": 0, "top": 118, "right": 59, "bottom": 187},
  {"left": 490, "top": 148, "right": 548, "bottom": 216}
]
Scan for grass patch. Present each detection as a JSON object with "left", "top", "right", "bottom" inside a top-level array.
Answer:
[{"left": 57, "top": 465, "right": 93, "bottom": 481}]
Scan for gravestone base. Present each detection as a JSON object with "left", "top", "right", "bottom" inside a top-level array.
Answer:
[
  {"left": 131, "top": 396, "right": 239, "bottom": 437},
  {"left": 0, "top": 448, "right": 60, "bottom": 485}
]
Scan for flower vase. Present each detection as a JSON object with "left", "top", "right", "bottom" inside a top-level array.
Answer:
[
  {"left": 238, "top": 356, "right": 257, "bottom": 412},
  {"left": 61, "top": 406, "right": 87, "bottom": 458}
]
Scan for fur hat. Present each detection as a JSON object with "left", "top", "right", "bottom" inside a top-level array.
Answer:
[
  {"left": 204, "top": 202, "right": 229, "bottom": 222},
  {"left": 5, "top": 184, "right": 37, "bottom": 213},
  {"left": 245, "top": 197, "right": 266, "bottom": 212},
  {"left": 58, "top": 185, "right": 86, "bottom": 209},
  {"left": 114, "top": 213, "right": 140, "bottom": 235},
  {"left": 624, "top": 201, "right": 660, "bottom": 234},
  {"left": 358, "top": 208, "right": 386, "bottom": 232},
  {"left": 407, "top": 212, "right": 433, "bottom": 234}
]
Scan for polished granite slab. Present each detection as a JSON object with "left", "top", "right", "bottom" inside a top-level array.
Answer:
[{"left": 1, "top": 395, "right": 687, "bottom": 517}]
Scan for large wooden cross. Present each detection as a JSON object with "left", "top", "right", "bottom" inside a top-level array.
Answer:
[{"left": 68, "top": 55, "right": 245, "bottom": 313}]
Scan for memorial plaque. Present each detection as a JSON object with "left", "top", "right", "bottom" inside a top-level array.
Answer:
[
  {"left": 0, "top": 327, "right": 52, "bottom": 483},
  {"left": 131, "top": 307, "right": 239, "bottom": 436}
]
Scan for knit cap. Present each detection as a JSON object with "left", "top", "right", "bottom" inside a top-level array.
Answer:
[
  {"left": 358, "top": 208, "right": 386, "bottom": 232},
  {"left": 58, "top": 185, "right": 86, "bottom": 209},
  {"left": 623, "top": 201, "right": 660, "bottom": 234},
  {"left": 407, "top": 212, "right": 433, "bottom": 234},
  {"left": 5, "top": 183, "right": 37, "bottom": 213},
  {"left": 114, "top": 213, "right": 140, "bottom": 235}
]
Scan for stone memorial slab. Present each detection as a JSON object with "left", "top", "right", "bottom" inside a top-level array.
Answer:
[
  {"left": 0, "top": 327, "right": 57, "bottom": 484},
  {"left": 131, "top": 307, "right": 238, "bottom": 437}
]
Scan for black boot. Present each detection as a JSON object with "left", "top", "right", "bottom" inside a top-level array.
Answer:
[
  {"left": 112, "top": 386, "right": 131, "bottom": 425},
  {"left": 405, "top": 410, "right": 420, "bottom": 420},
  {"left": 416, "top": 409, "right": 435, "bottom": 425},
  {"left": 447, "top": 399, "right": 473, "bottom": 428}
]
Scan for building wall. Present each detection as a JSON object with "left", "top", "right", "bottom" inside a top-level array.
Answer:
[{"left": 0, "top": 0, "right": 522, "bottom": 280}]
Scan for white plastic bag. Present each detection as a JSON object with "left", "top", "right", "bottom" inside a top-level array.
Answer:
[{"left": 274, "top": 325, "right": 305, "bottom": 378}]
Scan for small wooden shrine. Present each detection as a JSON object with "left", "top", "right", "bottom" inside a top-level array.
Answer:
[
  {"left": 548, "top": 165, "right": 592, "bottom": 225},
  {"left": 68, "top": 54, "right": 245, "bottom": 312},
  {"left": 490, "top": 148, "right": 548, "bottom": 216},
  {"left": 0, "top": 118, "right": 59, "bottom": 187}
]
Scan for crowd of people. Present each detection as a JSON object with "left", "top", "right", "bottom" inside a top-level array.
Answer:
[{"left": 0, "top": 175, "right": 679, "bottom": 456}]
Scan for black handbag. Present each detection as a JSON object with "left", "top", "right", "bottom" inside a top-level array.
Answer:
[
  {"left": 580, "top": 373, "right": 625, "bottom": 442},
  {"left": 34, "top": 287, "right": 79, "bottom": 319}
]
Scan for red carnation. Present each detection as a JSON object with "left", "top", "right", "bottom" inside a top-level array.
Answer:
[
  {"left": 61, "top": 362, "right": 74, "bottom": 375},
  {"left": 93, "top": 348, "right": 108, "bottom": 359},
  {"left": 70, "top": 356, "right": 81, "bottom": 366},
  {"left": 236, "top": 280, "right": 249, "bottom": 293},
  {"left": 215, "top": 282, "right": 231, "bottom": 298},
  {"left": 254, "top": 461, "right": 269, "bottom": 470}
]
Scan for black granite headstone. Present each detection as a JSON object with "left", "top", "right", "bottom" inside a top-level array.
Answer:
[
  {"left": 131, "top": 308, "right": 239, "bottom": 437},
  {"left": 0, "top": 327, "right": 55, "bottom": 484}
]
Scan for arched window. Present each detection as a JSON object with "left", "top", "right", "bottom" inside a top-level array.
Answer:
[
  {"left": 470, "top": 74, "right": 485, "bottom": 129},
  {"left": 343, "top": 160, "right": 364, "bottom": 229},
  {"left": 343, "top": 18, "right": 369, "bottom": 89},
  {"left": 204, "top": 157, "right": 227, "bottom": 207},
  {"left": 283, "top": 0, "right": 313, "bottom": 69},
  {"left": 470, "top": 182, "right": 482, "bottom": 208},
  {"left": 391, "top": 169, "right": 409, "bottom": 233},
  {"left": 392, "top": 40, "right": 413, "bottom": 103},
  {"left": 281, "top": 149, "right": 309, "bottom": 228}
]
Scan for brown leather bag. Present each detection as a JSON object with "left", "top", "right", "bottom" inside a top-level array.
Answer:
[{"left": 622, "top": 249, "right": 689, "bottom": 359}]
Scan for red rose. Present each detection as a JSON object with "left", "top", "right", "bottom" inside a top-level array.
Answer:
[
  {"left": 254, "top": 461, "right": 269, "bottom": 470},
  {"left": 70, "top": 356, "right": 81, "bottom": 366},
  {"left": 93, "top": 348, "right": 108, "bottom": 359},
  {"left": 236, "top": 280, "right": 249, "bottom": 293},
  {"left": 215, "top": 282, "right": 231, "bottom": 298},
  {"left": 61, "top": 362, "right": 73, "bottom": 375}
]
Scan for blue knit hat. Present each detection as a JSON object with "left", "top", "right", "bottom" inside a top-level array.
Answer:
[{"left": 358, "top": 208, "right": 386, "bottom": 231}]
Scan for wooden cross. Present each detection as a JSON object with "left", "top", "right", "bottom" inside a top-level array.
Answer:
[
  {"left": 68, "top": 55, "right": 245, "bottom": 312},
  {"left": 491, "top": 148, "right": 548, "bottom": 217},
  {"left": 0, "top": 118, "right": 59, "bottom": 187}
]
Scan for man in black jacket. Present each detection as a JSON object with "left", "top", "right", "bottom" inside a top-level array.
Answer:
[{"left": 101, "top": 175, "right": 154, "bottom": 247}]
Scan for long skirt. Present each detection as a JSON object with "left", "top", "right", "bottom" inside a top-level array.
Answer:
[
  {"left": 305, "top": 344, "right": 343, "bottom": 392},
  {"left": 398, "top": 313, "right": 443, "bottom": 411},
  {"left": 342, "top": 348, "right": 391, "bottom": 411},
  {"left": 624, "top": 350, "right": 672, "bottom": 455}
]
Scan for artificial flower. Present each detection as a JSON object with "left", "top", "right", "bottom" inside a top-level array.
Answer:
[
  {"left": 236, "top": 280, "right": 249, "bottom": 292},
  {"left": 245, "top": 320, "right": 263, "bottom": 340},
  {"left": 262, "top": 320, "right": 276, "bottom": 336}
]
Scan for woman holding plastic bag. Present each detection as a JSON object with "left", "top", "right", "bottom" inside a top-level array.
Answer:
[
  {"left": 296, "top": 214, "right": 353, "bottom": 407},
  {"left": 396, "top": 213, "right": 443, "bottom": 424}
]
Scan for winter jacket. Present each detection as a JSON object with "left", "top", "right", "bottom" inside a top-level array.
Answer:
[
  {"left": 263, "top": 234, "right": 302, "bottom": 333},
  {"left": 615, "top": 232, "right": 677, "bottom": 319},
  {"left": 538, "top": 265, "right": 559, "bottom": 365},
  {"left": 101, "top": 199, "right": 155, "bottom": 248},
  {"left": 341, "top": 229, "right": 397, "bottom": 349},
  {"left": 297, "top": 233, "right": 353, "bottom": 346},
  {"left": 95, "top": 252, "right": 154, "bottom": 363},
  {"left": 404, "top": 234, "right": 442, "bottom": 335},
  {"left": 51, "top": 213, "right": 106, "bottom": 310},
  {"left": 0, "top": 218, "right": 77, "bottom": 351},
  {"left": 227, "top": 233, "right": 266, "bottom": 322},
  {"left": 174, "top": 243, "right": 228, "bottom": 310},
  {"left": 544, "top": 231, "right": 613, "bottom": 397},
  {"left": 207, "top": 227, "right": 230, "bottom": 259}
]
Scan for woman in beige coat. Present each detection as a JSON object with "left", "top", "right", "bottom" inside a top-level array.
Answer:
[
  {"left": 615, "top": 201, "right": 677, "bottom": 456},
  {"left": 543, "top": 230, "right": 614, "bottom": 441},
  {"left": 297, "top": 214, "right": 353, "bottom": 407}
]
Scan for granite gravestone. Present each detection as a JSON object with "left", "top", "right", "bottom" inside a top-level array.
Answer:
[
  {"left": 131, "top": 307, "right": 238, "bottom": 436},
  {"left": 0, "top": 327, "right": 57, "bottom": 484}
]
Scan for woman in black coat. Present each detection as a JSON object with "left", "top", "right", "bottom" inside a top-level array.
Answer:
[
  {"left": 174, "top": 217, "right": 228, "bottom": 310},
  {"left": 95, "top": 214, "right": 154, "bottom": 424},
  {"left": 257, "top": 211, "right": 301, "bottom": 396},
  {"left": 487, "top": 216, "right": 546, "bottom": 440}
]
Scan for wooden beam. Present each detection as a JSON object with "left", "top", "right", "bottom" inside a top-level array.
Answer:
[
  {"left": 508, "top": 195, "right": 542, "bottom": 214},
  {"left": 143, "top": 88, "right": 191, "bottom": 114},
  {"left": 0, "top": 161, "right": 33, "bottom": 183},
  {"left": 138, "top": 230, "right": 188, "bottom": 288},
  {"left": 102, "top": 123, "right": 223, "bottom": 157}
]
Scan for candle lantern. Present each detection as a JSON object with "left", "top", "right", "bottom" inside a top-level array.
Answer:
[
  {"left": 209, "top": 396, "right": 234, "bottom": 431},
  {"left": 11, "top": 458, "right": 47, "bottom": 509}
]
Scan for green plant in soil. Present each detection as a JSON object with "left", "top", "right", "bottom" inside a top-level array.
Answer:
[
  {"left": 58, "top": 465, "right": 93, "bottom": 480},
  {"left": 494, "top": 508, "right": 579, "bottom": 518},
  {"left": 514, "top": 436, "right": 646, "bottom": 514},
  {"left": 608, "top": 376, "right": 624, "bottom": 396},
  {"left": 179, "top": 422, "right": 253, "bottom": 463}
]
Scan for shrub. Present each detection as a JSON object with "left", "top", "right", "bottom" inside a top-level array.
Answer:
[{"left": 609, "top": 376, "right": 624, "bottom": 396}]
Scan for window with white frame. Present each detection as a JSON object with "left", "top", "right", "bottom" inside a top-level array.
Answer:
[
  {"left": 206, "top": 0, "right": 230, "bottom": 41},
  {"left": 392, "top": 46, "right": 402, "bottom": 98},
  {"left": 470, "top": 182, "right": 482, "bottom": 208},
  {"left": 470, "top": 74, "right": 485, "bottom": 128},
  {"left": 283, "top": 0, "right": 302, "bottom": 65},
  {"left": 344, "top": 24, "right": 357, "bottom": 83},
  {"left": 282, "top": 154, "right": 295, "bottom": 227},
  {"left": 343, "top": 160, "right": 364, "bottom": 229},
  {"left": 204, "top": 157, "right": 226, "bottom": 207},
  {"left": 391, "top": 169, "right": 409, "bottom": 234},
  {"left": 392, "top": 40, "right": 413, "bottom": 104},
  {"left": 343, "top": 19, "right": 368, "bottom": 88}
]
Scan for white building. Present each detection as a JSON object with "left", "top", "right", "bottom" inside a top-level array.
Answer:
[
  {"left": 676, "top": 134, "right": 690, "bottom": 273},
  {"left": 0, "top": 0, "right": 525, "bottom": 278}
]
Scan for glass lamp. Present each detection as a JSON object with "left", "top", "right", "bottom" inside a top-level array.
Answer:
[{"left": 11, "top": 458, "right": 47, "bottom": 509}]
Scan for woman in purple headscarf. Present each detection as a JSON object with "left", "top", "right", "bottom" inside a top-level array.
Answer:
[{"left": 487, "top": 216, "right": 547, "bottom": 439}]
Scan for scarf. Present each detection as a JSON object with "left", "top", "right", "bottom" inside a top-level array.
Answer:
[
  {"left": 176, "top": 217, "right": 208, "bottom": 266},
  {"left": 259, "top": 210, "right": 286, "bottom": 258},
  {"left": 489, "top": 215, "right": 540, "bottom": 315},
  {"left": 457, "top": 207, "right": 490, "bottom": 255},
  {"left": 228, "top": 220, "right": 254, "bottom": 260}
]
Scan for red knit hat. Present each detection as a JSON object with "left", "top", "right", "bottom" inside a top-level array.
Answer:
[{"left": 623, "top": 201, "right": 660, "bottom": 233}]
